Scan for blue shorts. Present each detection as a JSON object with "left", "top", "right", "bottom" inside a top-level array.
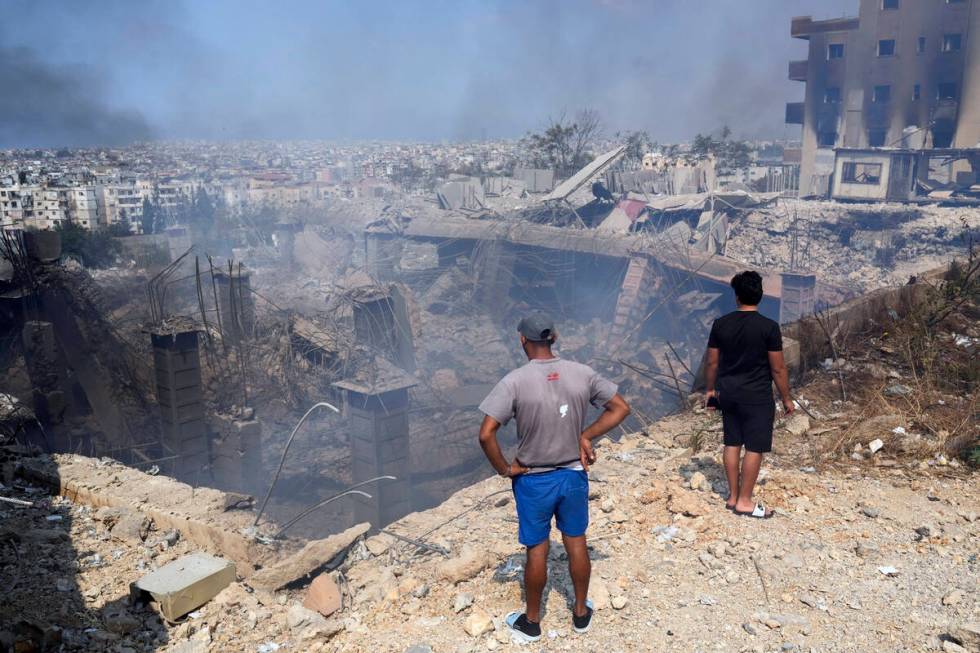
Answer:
[{"left": 512, "top": 468, "right": 589, "bottom": 547}]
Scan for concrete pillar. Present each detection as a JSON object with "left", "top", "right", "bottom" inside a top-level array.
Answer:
[
  {"left": 208, "top": 412, "right": 263, "bottom": 494},
  {"left": 334, "top": 377, "right": 416, "bottom": 529},
  {"left": 364, "top": 233, "right": 403, "bottom": 281},
  {"left": 352, "top": 288, "right": 416, "bottom": 372},
  {"left": 214, "top": 268, "right": 255, "bottom": 343},
  {"left": 472, "top": 240, "right": 516, "bottom": 309},
  {"left": 779, "top": 272, "right": 817, "bottom": 324},
  {"left": 151, "top": 330, "right": 209, "bottom": 477},
  {"left": 21, "top": 320, "right": 68, "bottom": 424}
]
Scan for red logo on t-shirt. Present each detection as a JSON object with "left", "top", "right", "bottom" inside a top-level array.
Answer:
[{"left": 547, "top": 372, "right": 560, "bottom": 382}]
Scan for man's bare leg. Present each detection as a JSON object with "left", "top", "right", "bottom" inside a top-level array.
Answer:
[
  {"left": 524, "top": 540, "right": 549, "bottom": 623},
  {"left": 561, "top": 533, "right": 590, "bottom": 617},
  {"left": 723, "top": 445, "right": 741, "bottom": 509},
  {"left": 734, "top": 450, "right": 764, "bottom": 512}
]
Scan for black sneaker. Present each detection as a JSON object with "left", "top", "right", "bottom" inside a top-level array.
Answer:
[
  {"left": 572, "top": 599, "right": 594, "bottom": 634},
  {"left": 504, "top": 611, "right": 542, "bottom": 643}
]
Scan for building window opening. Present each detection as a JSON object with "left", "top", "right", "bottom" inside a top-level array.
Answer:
[
  {"left": 818, "top": 131, "right": 837, "bottom": 147},
  {"left": 937, "top": 82, "right": 958, "bottom": 100},
  {"left": 877, "top": 39, "right": 896, "bottom": 57},
  {"left": 828, "top": 43, "right": 845, "bottom": 59},
  {"left": 868, "top": 130, "right": 888, "bottom": 147},
  {"left": 942, "top": 34, "right": 962, "bottom": 52},
  {"left": 873, "top": 85, "right": 891, "bottom": 103},
  {"left": 917, "top": 36, "right": 926, "bottom": 53},
  {"left": 913, "top": 84, "right": 921, "bottom": 100},
  {"left": 824, "top": 87, "right": 842, "bottom": 104},
  {"left": 882, "top": 0, "right": 899, "bottom": 7}
]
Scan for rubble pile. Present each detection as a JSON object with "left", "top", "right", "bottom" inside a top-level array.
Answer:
[{"left": 726, "top": 200, "right": 980, "bottom": 295}]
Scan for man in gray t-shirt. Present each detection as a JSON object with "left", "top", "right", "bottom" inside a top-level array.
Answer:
[{"left": 478, "top": 311, "right": 630, "bottom": 642}]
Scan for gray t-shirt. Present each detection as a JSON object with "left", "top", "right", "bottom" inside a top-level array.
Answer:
[{"left": 479, "top": 357, "right": 618, "bottom": 472}]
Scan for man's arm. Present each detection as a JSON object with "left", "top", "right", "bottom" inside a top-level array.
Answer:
[
  {"left": 478, "top": 415, "right": 529, "bottom": 477},
  {"left": 768, "top": 350, "right": 795, "bottom": 414},
  {"left": 704, "top": 347, "right": 720, "bottom": 406},
  {"left": 578, "top": 394, "right": 631, "bottom": 471}
]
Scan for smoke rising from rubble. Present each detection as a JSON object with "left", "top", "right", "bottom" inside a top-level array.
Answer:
[
  {"left": 0, "top": 47, "right": 153, "bottom": 149},
  {"left": 2, "top": 0, "right": 854, "bottom": 147}
]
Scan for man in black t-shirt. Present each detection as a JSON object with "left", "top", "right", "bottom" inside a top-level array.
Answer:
[{"left": 705, "top": 271, "right": 794, "bottom": 519}]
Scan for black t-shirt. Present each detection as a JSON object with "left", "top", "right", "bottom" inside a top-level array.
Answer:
[{"left": 707, "top": 310, "right": 782, "bottom": 404}]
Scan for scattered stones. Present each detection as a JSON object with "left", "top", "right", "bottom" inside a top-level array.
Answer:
[
  {"left": 591, "top": 582, "right": 611, "bottom": 611},
  {"left": 102, "top": 607, "right": 141, "bottom": 634},
  {"left": 688, "top": 471, "right": 707, "bottom": 491},
  {"left": 405, "top": 646, "right": 433, "bottom": 653},
  {"left": 667, "top": 489, "right": 709, "bottom": 517},
  {"left": 287, "top": 603, "right": 327, "bottom": 631},
  {"left": 600, "top": 498, "right": 615, "bottom": 513},
  {"left": 438, "top": 546, "right": 490, "bottom": 585},
  {"left": 883, "top": 384, "right": 912, "bottom": 397},
  {"left": 943, "top": 590, "right": 965, "bottom": 607},
  {"left": 854, "top": 542, "right": 879, "bottom": 558},
  {"left": 462, "top": 610, "right": 493, "bottom": 637},
  {"left": 868, "top": 439, "right": 884, "bottom": 454},
  {"left": 304, "top": 574, "right": 342, "bottom": 617},
  {"left": 861, "top": 506, "right": 881, "bottom": 519},
  {"left": 453, "top": 593, "right": 474, "bottom": 613},
  {"left": 365, "top": 535, "right": 394, "bottom": 557},
  {"left": 611, "top": 596, "right": 628, "bottom": 610},
  {"left": 949, "top": 622, "right": 980, "bottom": 650},
  {"left": 742, "top": 623, "right": 758, "bottom": 635}
]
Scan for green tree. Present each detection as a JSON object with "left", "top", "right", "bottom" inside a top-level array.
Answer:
[
  {"left": 688, "top": 126, "right": 753, "bottom": 174},
  {"left": 617, "top": 130, "right": 654, "bottom": 169},
  {"left": 192, "top": 187, "right": 216, "bottom": 232},
  {"left": 55, "top": 222, "right": 121, "bottom": 268},
  {"left": 140, "top": 198, "right": 157, "bottom": 235},
  {"left": 520, "top": 109, "right": 602, "bottom": 177}
]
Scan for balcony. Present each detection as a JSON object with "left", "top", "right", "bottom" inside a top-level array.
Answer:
[
  {"left": 788, "top": 60, "right": 808, "bottom": 82},
  {"left": 791, "top": 15, "right": 859, "bottom": 40},
  {"left": 785, "top": 102, "right": 805, "bottom": 125}
]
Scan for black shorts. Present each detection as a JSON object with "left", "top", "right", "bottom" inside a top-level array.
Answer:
[{"left": 720, "top": 399, "right": 775, "bottom": 453}]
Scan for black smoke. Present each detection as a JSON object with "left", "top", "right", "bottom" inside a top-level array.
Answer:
[{"left": 0, "top": 47, "right": 152, "bottom": 149}]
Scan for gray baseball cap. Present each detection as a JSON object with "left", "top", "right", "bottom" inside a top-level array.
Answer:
[{"left": 518, "top": 311, "right": 556, "bottom": 342}]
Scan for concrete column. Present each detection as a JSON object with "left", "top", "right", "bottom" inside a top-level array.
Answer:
[
  {"left": 472, "top": 240, "right": 516, "bottom": 309},
  {"left": 364, "top": 233, "right": 403, "bottom": 281},
  {"left": 779, "top": 272, "right": 817, "bottom": 324},
  {"left": 21, "top": 320, "right": 68, "bottom": 424},
  {"left": 335, "top": 378, "right": 416, "bottom": 529},
  {"left": 151, "top": 330, "right": 209, "bottom": 477},
  {"left": 208, "top": 412, "right": 263, "bottom": 494},
  {"left": 214, "top": 268, "right": 255, "bottom": 343}
]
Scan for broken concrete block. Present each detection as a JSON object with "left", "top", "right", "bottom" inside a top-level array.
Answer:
[
  {"left": 437, "top": 545, "right": 490, "bottom": 584},
  {"left": 303, "top": 573, "right": 342, "bottom": 617},
  {"left": 132, "top": 552, "right": 236, "bottom": 622},
  {"left": 111, "top": 512, "right": 152, "bottom": 544},
  {"left": 249, "top": 523, "right": 369, "bottom": 591}
]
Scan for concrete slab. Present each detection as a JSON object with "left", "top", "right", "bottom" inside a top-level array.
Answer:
[{"left": 132, "top": 552, "right": 236, "bottom": 622}]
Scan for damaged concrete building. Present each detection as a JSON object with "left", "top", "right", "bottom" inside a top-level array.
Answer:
[{"left": 789, "top": 0, "right": 980, "bottom": 197}]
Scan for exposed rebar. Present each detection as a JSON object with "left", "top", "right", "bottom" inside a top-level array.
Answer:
[{"left": 253, "top": 401, "right": 340, "bottom": 527}]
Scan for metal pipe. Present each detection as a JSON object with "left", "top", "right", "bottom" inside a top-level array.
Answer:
[
  {"left": 272, "top": 475, "right": 396, "bottom": 537},
  {"left": 273, "top": 490, "right": 372, "bottom": 539},
  {"left": 252, "top": 401, "right": 340, "bottom": 527}
]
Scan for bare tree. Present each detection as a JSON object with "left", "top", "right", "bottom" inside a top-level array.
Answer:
[{"left": 521, "top": 109, "right": 604, "bottom": 177}]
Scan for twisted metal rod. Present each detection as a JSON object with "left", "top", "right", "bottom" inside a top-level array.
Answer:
[{"left": 253, "top": 401, "right": 340, "bottom": 527}]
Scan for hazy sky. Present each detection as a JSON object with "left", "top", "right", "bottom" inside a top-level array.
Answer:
[{"left": 0, "top": 0, "right": 856, "bottom": 148}]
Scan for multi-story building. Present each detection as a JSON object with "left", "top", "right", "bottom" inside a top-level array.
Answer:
[
  {"left": 68, "top": 186, "right": 104, "bottom": 229},
  {"left": 788, "top": 0, "right": 979, "bottom": 195}
]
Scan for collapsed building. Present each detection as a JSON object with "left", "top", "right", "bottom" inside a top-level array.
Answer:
[{"left": 2, "top": 140, "right": 977, "bottom": 566}]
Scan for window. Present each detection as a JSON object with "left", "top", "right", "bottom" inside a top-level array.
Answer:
[
  {"left": 917, "top": 36, "right": 926, "bottom": 53},
  {"left": 937, "top": 82, "right": 958, "bottom": 99},
  {"left": 868, "top": 130, "right": 887, "bottom": 147},
  {"left": 882, "top": 0, "right": 898, "bottom": 7},
  {"left": 913, "top": 83, "right": 921, "bottom": 100},
  {"left": 824, "top": 87, "right": 842, "bottom": 103},
  {"left": 818, "top": 131, "right": 837, "bottom": 147},
  {"left": 878, "top": 39, "right": 896, "bottom": 56},
  {"left": 873, "top": 85, "right": 891, "bottom": 103},
  {"left": 942, "top": 34, "right": 962, "bottom": 52},
  {"left": 828, "top": 43, "right": 845, "bottom": 59},
  {"left": 842, "top": 162, "right": 882, "bottom": 185}
]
